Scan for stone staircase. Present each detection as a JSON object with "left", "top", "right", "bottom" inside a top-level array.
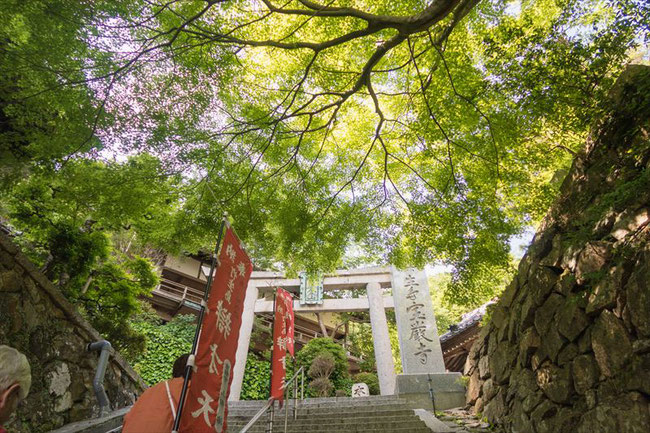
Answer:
[
  {"left": 227, "top": 395, "right": 437, "bottom": 432},
  {"left": 48, "top": 396, "right": 446, "bottom": 432}
]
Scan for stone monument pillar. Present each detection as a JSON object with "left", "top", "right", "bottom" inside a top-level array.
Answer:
[
  {"left": 366, "top": 282, "right": 396, "bottom": 395},
  {"left": 391, "top": 267, "right": 465, "bottom": 409},
  {"left": 229, "top": 281, "right": 259, "bottom": 401}
]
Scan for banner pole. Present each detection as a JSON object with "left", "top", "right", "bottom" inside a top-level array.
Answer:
[
  {"left": 172, "top": 214, "right": 228, "bottom": 433},
  {"left": 266, "top": 290, "right": 277, "bottom": 433}
]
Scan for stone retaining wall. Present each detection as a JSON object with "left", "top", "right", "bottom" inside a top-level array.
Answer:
[
  {"left": 0, "top": 232, "right": 145, "bottom": 432},
  {"left": 465, "top": 65, "right": 650, "bottom": 432}
]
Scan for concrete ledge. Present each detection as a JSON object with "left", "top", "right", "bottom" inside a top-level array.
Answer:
[
  {"left": 413, "top": 409, "right": 455, "bottom": 432},
  {"left": 48, "top": 407, "right": 129, "bottom": 433},
  {"left": 395, "top": 373, "right": 466, "bottom": 410}
]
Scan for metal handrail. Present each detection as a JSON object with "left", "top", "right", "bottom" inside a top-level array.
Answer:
[
  {"left": 239, "top": 366, "right": 305, "bottom": 433},
  {"left": 239, "top": 398, "right": 274, "bottom": 433}
]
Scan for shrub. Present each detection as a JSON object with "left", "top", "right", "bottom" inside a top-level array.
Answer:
[
  {"left": 353, "top": 372, "right": 379, "bottom": 395},
  {"left": 296, "top": 337, "right": 349, "bottom": 388},
  {"left": 309, "top": 377, "right": 333, "bottom": 397},
  {"left": 308, "top": 352, "right": 335, "bottom": 380}
]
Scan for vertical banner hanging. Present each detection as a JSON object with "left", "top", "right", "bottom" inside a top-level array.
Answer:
[
  {"left": 270, "top": 288, "right": 295, "bottom": 400},
  {"left": 179, "top": 227, "right": 253, "bottom": 433}
]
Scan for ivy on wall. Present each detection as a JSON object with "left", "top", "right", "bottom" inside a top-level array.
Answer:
[{"left": 128, "top": 313, "right": 195, "bottom": 385}]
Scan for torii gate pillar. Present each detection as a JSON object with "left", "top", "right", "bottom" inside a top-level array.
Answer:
[{"left": 366, "top": 282, "right": 396, "bottom": 395}]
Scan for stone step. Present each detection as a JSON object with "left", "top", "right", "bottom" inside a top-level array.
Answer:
[
  {"left": 230, "top": 413, "right": 422, "bottom": 426},
  {"left": 226, "top": 396, "right": 439, "bottom": 432},
  {"left": 229, "top": 412, "right": 419, "bottom": 425},
  {"left": 227, "top": 422, "right": 433, "bottom": 433},
  {"left": 227, "top": 404, "right": 416, "bottom": 417},
  {"left": 229, "top": 396, "right": 407, "bottom": 408}
]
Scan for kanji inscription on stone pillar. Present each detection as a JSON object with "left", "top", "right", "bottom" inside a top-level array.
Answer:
[{"left": 391, "top": 267, "right": 446, "bottom": 374}]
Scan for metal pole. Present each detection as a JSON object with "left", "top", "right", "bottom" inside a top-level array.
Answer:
[
  {"left": 266, "top": 291, "right": 277, "bottom": 433},
  {"left": 266, "top": 401, "right": 275, "bottom": 433},
  {"left": 172, "top": 215, "right": 227, "bottom": 433},
  {"left": 427, "top": 373, "right": 437, "bottom": 415},
  {"left": 284, "top": 386, "right": 289, "bottom": 433}
]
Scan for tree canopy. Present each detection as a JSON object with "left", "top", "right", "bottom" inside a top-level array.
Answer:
[{"left": 1, "top": 0, "right": 647, "bottom": 306}]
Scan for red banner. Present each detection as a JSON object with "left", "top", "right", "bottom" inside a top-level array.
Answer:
[
  {"left": 270, "top": 288, "right": 295, "bottom": 400},
  {"left": 179, "top": 227, "right": 252, "bottom": 433}
]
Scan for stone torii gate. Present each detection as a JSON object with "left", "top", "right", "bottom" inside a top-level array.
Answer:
[{"left": 229, "top": 267, "right": 465, "bottom": 409}]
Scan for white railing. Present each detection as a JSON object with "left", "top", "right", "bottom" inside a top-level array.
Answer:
[{"left": 152, "top": 278, "right": 204, "bottom": 305}]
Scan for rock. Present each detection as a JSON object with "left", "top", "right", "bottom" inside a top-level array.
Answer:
[
  {"left": 483, "top": 389, "right": 506, "bottom": 424},
  {"left": 593, "top": 209, "right": 617, "bottom": 238},
  {"left": 482, "top": 378, "right": 497, "bottom": 401},
  {"left": 591, "top": 310, "right": 633, "bottom": 377},
  {"left": 48, "top": 362, "right": 71, "bottom": 398},
  {"left": 507, "top": 302, "right": 522, "bottom": 343},
  {"left": 557, "top": 343, "right": 578, "bottom": 366},
  {"left": 534, "top": 293, "right": 564, "bottom": 336},
  {"left": 522, "top": 391, "right": 544, "bottom": 414},
  {"left": 573, "top": 354, "right": 599, "bottom": 395},
  {"left": 473, "top": 397, "right": 484, "bottom": 415},
  {"left": 539, "top": 325, "right": 566, "bottom": 363},
  {"left": 518, "top": 327, "right": 541, "bottom": 368},
  {"left": 585, "top": 389, "right": 597, "bottom": 409},
  {"left": 625, "top": 254, "right": 650, "bottom": 337},
  {"left": 536, "top": 407, "right": 581, "bottom": 433},
  {"left": 54, "top": 391, "right": 73, "bottom": 413},
  {"left": 500, "top": 279, "right": 519, "bottom": 308},
  {"left": 611, "top": 207, "right": 650, "bottom": 241},
  {"left": 529, "top": 265, "right": 560, "bottom": 306},
  {"left": 586, "top": 266, "right": 621, "bottom": 315},
  {"left": 578, "top": 327, "right": 592, "bottom": 353},
  {"left": 513, "top": 368, "right": 538, "bottom": 400},
  {"left": 512, "top": 408, "right": 535, "bottom": 433},
  {"left": 0, "top": 250, "right": 14, "bottom": 269},
  {"left": 557, "top": 300, "right": 589, "bottom": 341},
  {"left": 554, "top": 270, "right": 578, "bottom": 296},
  {"left": 490, "top": 344, "right": 516, "bottom": 385},
  {"left": 531, "top": 399, "right": 559, "bottom": 432},
  {"left": 536, "top": 363, "right": 573, "bottom": 404},
  {"left": 0, "top": 270, "right": 22, "bottom": 292},
  {"left": 540, "top": 234, "right": 564, "bottom": 268},
  {"left": 577, "top": 393, "right": 650, "bottom": 433},
  {"left": 625, "top": 354, "right": 650, "bottom": 397},
  {"left": 519, "top": 293, "right": 536, "bottom": 329},
  {"left": 560, "top": 243, "right": 583, "bottom": 272},
  {"left": 490, "top": 305, "right": 509, "bottom": 330},
  {"left": 466, "top": 370, "right": 481, "bottom": 404},
  {"left": 632, "top": 339, "right": 650, "bottom": 354},
  {"left": 478, "top": 355, "right": 491, "bottom": 380},
  {"left": 517, "top": 254, "right": 534, "bottom": 288},
  {"left": 575, "top": 241, "right": 611, "bottom": 281}
]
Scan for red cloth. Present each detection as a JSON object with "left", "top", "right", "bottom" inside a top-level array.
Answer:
[
  {"left": 270, "top": 288, "right": 295, "bottom": 400},
  {"left": 179, "top": 227, "right": 253, "bottom": 433},
  {"left": 0, "top": 425, "right": 7, "bottom": 433},
  {"left": 122, "top": 378, "right": 184, "bottom": 433}
]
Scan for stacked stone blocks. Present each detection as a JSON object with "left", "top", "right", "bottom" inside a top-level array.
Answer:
[
  {"left": 0, "top": 232, "right": 145, "bottom": 432},
  {"left": 465, "top": 65, "right": 650, "bottom": 433}
]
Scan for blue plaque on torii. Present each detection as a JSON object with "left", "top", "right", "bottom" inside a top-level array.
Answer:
[{"left": 299, "top": 272, "right": 323, "bottom": 305}]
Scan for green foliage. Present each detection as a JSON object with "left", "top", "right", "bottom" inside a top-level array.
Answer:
[
  {"left": 1, "top": 154, "right": 180, "bottom": 356},
  {"left": 296, "top": 338, "right": 349, "bottom": 394},
  {"left": 347, "top": 313, "right": 402, "bottom": 374},
  {"left": 240, "top": 356, "right": 271, "bottom": 401},
  {"left": 128, "top": 312, "right": 195, "bottom": 385},
  {"left": 1, "top": 0, "right": 647, "bottom": 325},
  {"left": 353, "top": 372, "right": 380, "bottom": 395},
  {"left": 240, "top": 354, "right": 297, "bottom": 400}
]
